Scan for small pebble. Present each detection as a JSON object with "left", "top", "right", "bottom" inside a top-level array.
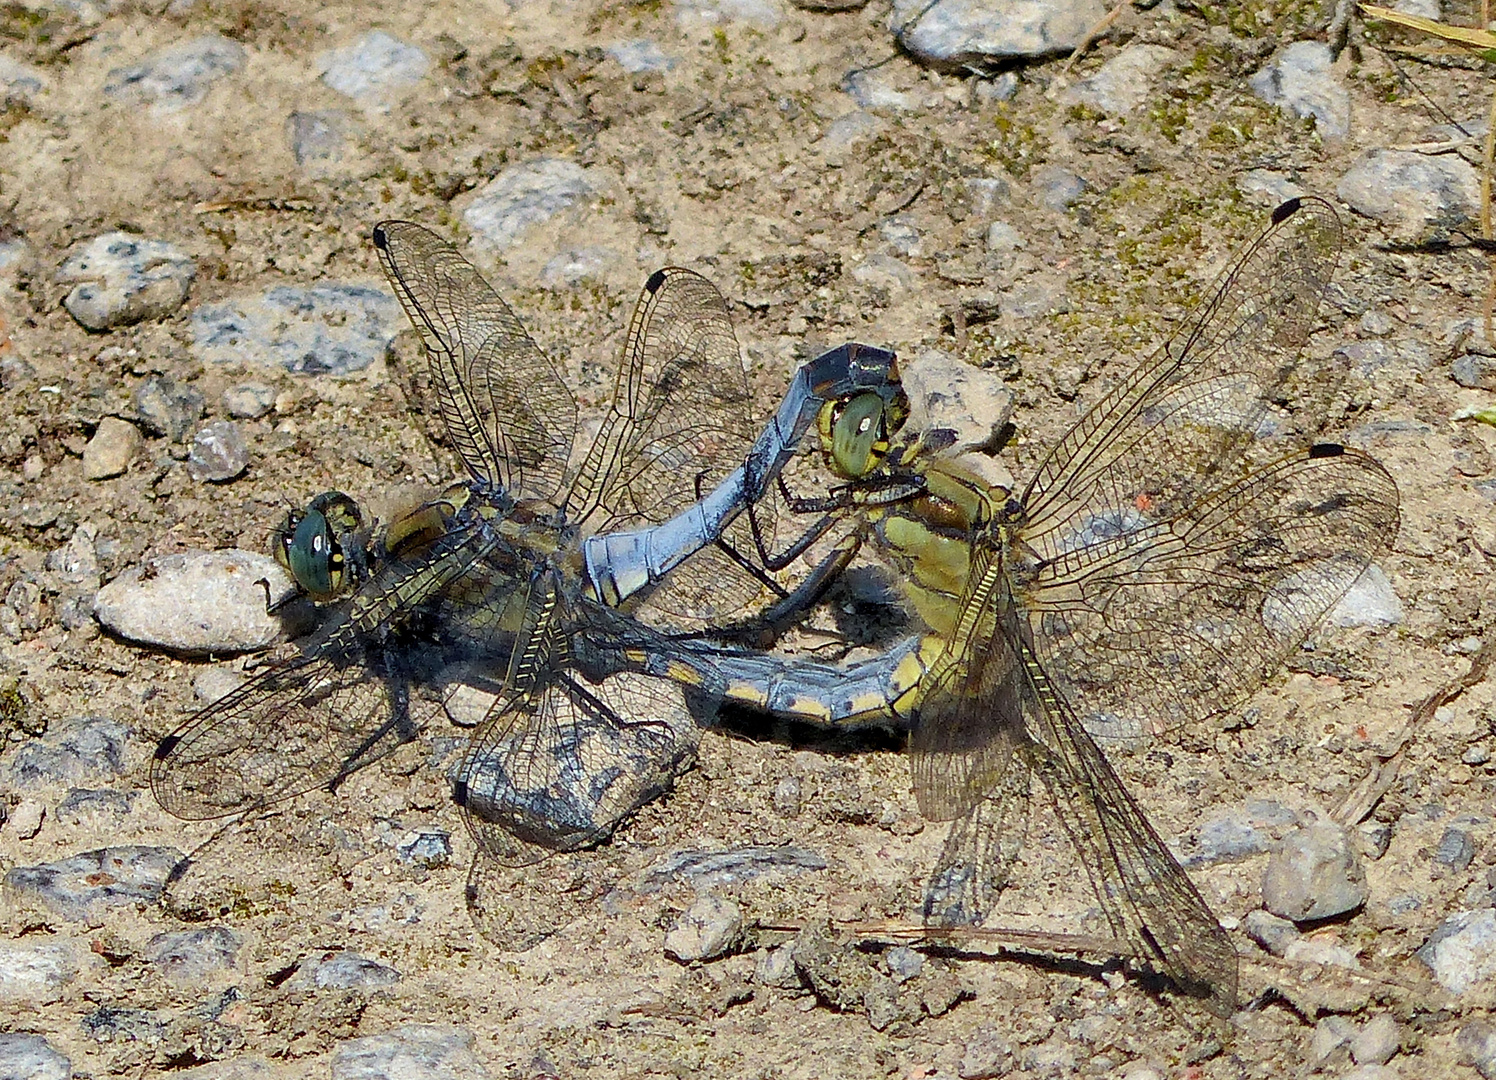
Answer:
[
  {"left": 93, "top": 549, "right": 311, "bottom": 654},
  {"left": 1418, "top": 908, "right": 1496, "bottom": 995},
  {"left": 296, "top": 950, "right": 401, "bottom": 990},
  {"left": 146, "top": 926, "right": 240, "bottom": 982},
  {"left": 1453, "top": 354, "right": 1496, "bottom": 390},
  {"left": 3, "top": 845, "right": 185, "bottom": 922},
  {"left": 396, "top": 827, "right": 452, "bottom": 869},
  {"left": 819, "top": 111, "right": 884, "bottom": 158},
  {"left": 57, "top": 233, "right": 195, "bottom": 331},
  {"left": 82, "top": 418, "right": 143, "bottom": 480},
  {"left": 1237, "top": 169, "right": 1305, "bottom": 207},
  {"left": 464, "top": 158, "right": 602, "bottom": 252},
  {"left": 890, "top": 0, "right": 1103, "bottom": 63},
  {"left": 317, "top": 31, "right": 429, "bottom": 107},
  {"left": 985, "top": 221, "right": 1024, "bottom": 252},
  {"left": 1464, "top": 744, "right": 1491, "bottom": 766},
  {"left": 1327, "top": 565, "right": 1403, "bottom": 627},
  {"left": 0, "top": 1033, "right": 71, "bottom": 1080},
  {"left": 191, "top": 284, "right": 402, "bottom": 376},
  {"left": 8, "top": 799, "right": 44, "bottom": 839},
  {"left": 851, "top": 254, "right": 914, "bottom": 293},
  {"left": 103, "top": 35, "right": 245, "bottom": 110},
  {"left": 331, "top": 1024, "right": 485, "bottom": 1080},
  {"left": 80, "top": 1005, "right": 166, "bottom": 1043},
  {"left": 1312, "top": 1014, "right": 1356, "bottom": 1062},
  {"left": 638, "top": 846, "right": 825, "bottom": 892},
  {"left": 1248, "top": 40, "right": 1349, "bottom": 138},
  {"left": 754, "top": 945, "right": 799, "bottom": 989},
  {"left": 771, "top": 775, "right": 802, "bottom": 818},
  {"left": 0, "top": 53, "right": 48, "bottom": 103},
  {"left": 606, "top": 39, "right": 675, "bottom": 74},
  {"left": 885, "top": 945, "right": 923, "bottom": 983},
  {"left": 1242, "top": 909, "right": 1299, "bottom": 957},
  {"left": 1437, "top": 826, "right": 1477, "bottom": 871},
  {"left": 1062, "top": 44, "right": 1180, "bottom": 116},
  {"left": 187, "top": 420, "right": 249, "bottom": 483},
  {"left": 664, "top": 896, "right": 742, "bottom": 962},
  {"left": 1351, "top": 1013, "right": 1401, "bottom": 1066},
  {"left": 843, "top": 69, "right": 920, "bottom": 113},
  {"left": 1033, "top": 165, "right": 1085, "bottom": 212},
  {"left": 903, "top": 349, "right": 1016, "bottom": 456},
  {"left": 1262, "top": 820, "right": 1368, "bottom": 921},
  {"left": 540, "top": 248, "right": 615, "bottom": 287},
  {"left": 222, "top": 383, "right": 276, "bottom": 420},
  {"left": 134, "top": 376, "right": 205, "bottom": 442},
  {"left": 0, "top": 940, "right": 77, "bottom": 1003}
]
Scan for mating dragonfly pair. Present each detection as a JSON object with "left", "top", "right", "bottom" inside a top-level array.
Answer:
[{"left": 151, "top": 198, "right": 1398, "bottom": 1017}]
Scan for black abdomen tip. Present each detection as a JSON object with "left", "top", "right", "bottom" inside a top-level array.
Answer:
[
  {"left": 1271, "top": 197, "right": 1302, "bottom": 225},
  {"left": 154, "top": 734, "right": 181, "bottom": 761},
  {"left": 645, "top": 269, "right": 667, "bottom": 294}
]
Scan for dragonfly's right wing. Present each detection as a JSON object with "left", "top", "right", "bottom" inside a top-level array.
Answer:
[{"left": 373, "top": 221, "right": 577, "bottom": 501}]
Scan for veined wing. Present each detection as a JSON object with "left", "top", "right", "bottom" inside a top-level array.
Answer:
[
  {"left": 1021, "top": 444, "right": 1399, "bottom": 741},
  {"left": 1020, "top": 197, "right": 1343, "bottom": 566},
  {"left": 373, "top": 221, "right": 577, "bottom": 501},
  {"left": 912, "top": 540, "right": 1237, "bottom": 1014}
]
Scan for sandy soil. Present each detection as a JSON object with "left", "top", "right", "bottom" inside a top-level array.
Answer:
[{"left": 2, "top": 0, "right": 1496, "bottom": 1076}]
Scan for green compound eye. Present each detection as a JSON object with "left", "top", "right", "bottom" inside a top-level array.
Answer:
[
  {"left": 273, "top": 492, "right": 363, "bottom": 602},
  {"left": 826, "top": 392, "right": 892, "bottom": 480}
]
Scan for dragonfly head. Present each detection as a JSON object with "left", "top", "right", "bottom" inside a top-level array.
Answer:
[
  {"left": 272, "top": 491, "right": 368, "bottom": 602},
  {"left": 817, "top": 388, "right": 910, "bottom": 480}
]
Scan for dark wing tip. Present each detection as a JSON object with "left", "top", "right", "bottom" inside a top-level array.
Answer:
[
  {"left": 644, "top": 268, "right": 667, "bottom": 294},
  {"left": 452, "top": 779, "right": 469, "bottom": 807},
  {"left": 1271, "top": 197, "right": 1302, "bottom": 225},
  {"left": 372, "top": 223, "right": 391, "bottom": 251},
  {"left": 154, "top": 734, "right": 181, "bottom": 761},
  {"left": 1308, "top": 442, "right": 1345, "bottom": 458}
]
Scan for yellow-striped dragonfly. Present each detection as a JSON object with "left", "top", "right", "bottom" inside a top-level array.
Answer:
[
  {"left": 674, "top": 197, "right": 1399, "bottom": 1013},
  {"left": 150, "top": 220, "right": 901, "bottom": 864}
]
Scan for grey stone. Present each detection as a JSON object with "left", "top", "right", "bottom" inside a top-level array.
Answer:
[
  {"left": 171, "top": 1056, "right": 275, "bottom": 1080},
  {"left": 56, "top": 788, "right": 135, "bottom": 820},
  {"left": 638, "top": 846, "right": 827, "bottom": 892},
  {"left": 317, "top": 31, "right": 429, "bottom": 107},
  {"left": 1465, "top": 744, "right": 1491, "bottom": 766},
  {"left": 83, "top": 417, "right": 143, "bottom": 480},
  {"left": 49, "top": 523, "right": 100, "bottom": 585},
  {"left": 1242, "top": 908, "right": 1299, "bottom": 957},
  {"left": 540, "top": 248, "right": 615, "bottom": 287},
  {"left": 879, "top": 215, "right": 923, "bottom": 257},
  {"left": 754, "top": 944, "right": 799, "bottom": 988},
  {"left": 1237, "top": 170, "right": 1305, "bottom": 208},
  {"left": 1034, "top": 165, "right": 1085, "bottom": 212},
  {"left": 57, "top": 233, "right": 195, "bottom": 331},
  {"left": 1261, "top": 819, "right": 1368, "bottom": 921},
  {"left": 146, "top": 927, "right": 240, "bottom": 982},
  {"left": 985, "top": 221, "right": 1024, "bottom": 252},
  {"left": 186, "top": 420, "right": 249, "bottom": 483},
  {"left": 80, "top": 1005, "right": 165, "bottom": 1043},
  {"left": 222, "top": 383, "right": 275, "bottom": 419},
  {"left": 1351, "top": 1014, "right": 1401, "bottom": 1066},
  {"left": 464, "top": 159, "right": 601, "bottom": 252},
  {"left": 851, "top": 253, "right": 914, "bottom": 293},
  {"left": 1327, "top": 565, "right": 1403, "bottom": 627},
  {"left": 191, "top": 284, "right": 402, "bottom": 376},
  {"left": 1453, "top": 353, "right": 1496, "bottom": 390},
  {"left": 885, "top": 945, "right": 923, "bottom": 982},
  {"left": 960, "top": 1029, "right": 1014, "bottom": 1079},
  {"left": 1436, "top": 826, "right": 1477, "bottom": 870},
  {"left": 331, "top": 1023, "right": 489, "bottom": 1080},
  {"left": 843, "top": 69, "right": 920, "bottom": 113},
  {"left": 1459, "top": 1020, "right": 1496, "bottom": 1079},
  {"left": 103, "top": 35, "right": 244, "bottom": 110},
  {"left": 1248, "top": 41, "right": 1349, "bottom": 138},
  {"left": 4, "top": 846, "right": 185, "bottom": 922},
  {"left": 1337, "top": 149, "right": 1480, "bottom": 243},
  {"left": 820, "top": 110, "right": 884, "bottom": 157},
  {"left": 1312, "top": 1014, "right": 1356, "bottom": 1062},
  {"left": 1191, "top": 800, "right": 1299, "bottom": 865},
  {"left": 10, "top": 715, "right": 127, "bottom": 789},
  {"left": 93, "top": 549, "right": 312, "bottom": 654},
  {"left": 296, "top": 950, "right": 401, "bottom": 990},
  {"left": 771, "top": 774, "right": 802, "bottom": 817},
  {"left": 0, "top": 54, "right": 49, "bottom": 103},
  {"left": 0, "top": 940, "right": 77, "bottom": 1002},
  {"left": 1063, "top": 45, "right": 1181, "bottom": 115},
  {"left": 396, "top": 827, "right": 452, "bottom": 868},
  {"left": 1359, "top": 820, "right": 1393, "bottom": 859},
  {"left": 891, "top": 0, "right": 1106, "bottom": 64},
  {"left": 664, "top": 896, "right": 743, "bottom": 961},
  {"left": 606, "top": 40, "right": 675, "bottom": 73},
  {"left": 134, "top": 376, "right": 205, "bottom": 442},
  {"left": 975, "top": 72, "right": 1019, "bottom": 103},
  {"left": 8, "top": 799, "right": 44, "bottom": 839},
  {"left": 903, "top": 349, "right": 1015, "bottom": 456},
  {"left": 1419, "top": 908, "right": 1496, "bottom": 994},
  {"left": 288, "top": 110, "right": 349, "bottom": 173},
  {"left": 0, "top": 1033, "right": 71, "bottom": 1080},
  {"left": 674, "top": 0, "right": 785, "bottom": 28}
]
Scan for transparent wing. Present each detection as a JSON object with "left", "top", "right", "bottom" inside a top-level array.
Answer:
[
  {"left": 1023, "top": 445, "right": 1399, "bottom": 741},
  {"left": 373, "top": 220, "right": 577, "bottom": 500},
  {"left": 1020, "top": 197, "right": 1344, "bottom": 566}
]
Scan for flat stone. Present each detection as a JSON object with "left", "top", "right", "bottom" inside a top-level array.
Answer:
[
  {"left": 844, "top": 69, "right": 921, "bottom": 113},
  {"left": 395, "top": 828, "right": 452, "bottom": 869},
  {"left": 664, "top": 895, "right": 742, "bottom": 962},
  {"left": 638, "top": 846, "right": 827, "bottom": 892},
  {"left": 1337, "top": 149, "right": 1480, "bottom": 244},
  {"left": 0, "top": 1033, "right": 70, "bottom": 1080},
  {"left": 191, "top": 284, "right": 402, "bottom": 376},
  {"left": 103, "top": 34, "right": 245, "bottom": 110},
  {"left": 146, "top": 926, "right": 240, "bottom": 982},
  {"left": 1351, "top": 1014, "right": 1402, "bottom": 1066},
  {"left": 1419, "top": 908, "right": 1496, "bottom": 995},
  {"left": 1063, "top": 44, "right": 1181, "bottom": 115},
  {"left": 4, "top": 845, "right": 185, "bottom": 922},
  {"left": 903, "top": 349, "right": 1015, "bottom": 456},
  {"left": 57, "top": 232, "right": 195, "bottom": 331},
  {"left": 0, "top": 940, "right": 77, "bottom": 1002},
  {"left": 186, "top": 420, "right": 249, "bottom": 483},
  {"left": 83, "top": 417, "right": 143, "bottom": 480},
  {"left": 1436, "top": 826, "right": 1477, "bottom": 870},
  {"left": 1327, "top": 565, "right": 1403, "bottom": 627},
  {"left": 1459, "top": 1020, "right": 1496, "bottom": 1079},
  {"left": 287, "top": 110, "right": 350, "bottom": 175},
  {"left": 222, "top": 383, "right": 275, "bottom": 420},
  {"left": 317, "top": 31, "right": 429, "bottom": 107},
  {"left": 891, "top": 0, "right": 1106, "bottom": 65},
  {"left": 1242, "top": 908, "right": 1299, "bottom": 957},
  {"left": 1248, "top": 41, "right": 1349, "bottom": 138},
  {"left": 294, "top": 950, "right": 401, "bottom": 990},
  {"left": 134, "top": 376, "right": 205, "bottom": 442},
  {"left": 819, "top": 110, "right": 884, "bottom": 157},
  {"left": 331, "top": 1023, "right": 490, "bottom": 1080},
  {"left": 93, "top": 549, "right": 312, "bottom": 654},
  {"left": 464, "top": 158, "right": 602, "bottom": 252},
  {"left": 56, "top": 788, "right": 135, "bottom": 820},
  {"left": 8, "top": 799, "right": 44, "bottom": 839},
  {"left": 606, "top": 40, "right": 675, "bottom": 73},
  {"left": 1191, "top": 800, "right": 1299, "bottom": 865},
  {"left": 0, "top": 54, "right": 49, "bottom": 104},
  {"left": 9, "top": 715, "right": 127, "bottom": 789},
  {"left": 1261, "top": 819, "right": 1368, "bottom": 921}
]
